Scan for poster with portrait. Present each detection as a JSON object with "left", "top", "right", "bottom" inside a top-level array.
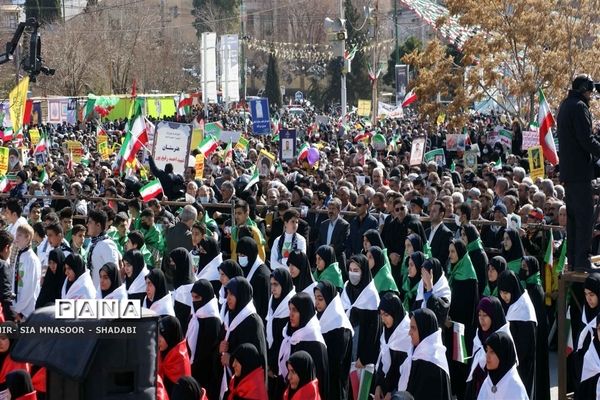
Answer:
[
  {"left": 528, "top": 145, "right": 545, "bottom": 180},
  {"left": 410, "top": 137, "right": 426, "bottom": 166},
  {"left": 279, "top": 129, "right": 296, "bottom": 162},
  {"left": 446, "top": 134, "right": 466, "bottom": 151},
  {"left": 463, "top": 150, "right": 478, "bottom": 170}
]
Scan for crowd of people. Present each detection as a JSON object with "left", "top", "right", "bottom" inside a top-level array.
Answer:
[{"left": 0, "top": 82, "right": 599, "bottom": 400}]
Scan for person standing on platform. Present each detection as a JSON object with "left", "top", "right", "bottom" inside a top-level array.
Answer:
[{"left": 557, "top": 74, "right": 600, "bottom": 271}]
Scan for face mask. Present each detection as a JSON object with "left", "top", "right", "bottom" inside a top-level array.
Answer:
[
  {"left": 199, "top": 196, "right": 209, "bottom": 203},
  {"left": 349, "top": 271, "right": 361, "bottom": 286},
  {"left": 192, "top": 300, "right": 203, "bottom": 313},
  {"left": 466, "top": 198, "right": 472, "bottom": 205},
  {"left": 9, "top": 159, "right": 16, "bottom": 168},
  {"left": 34, "top": 190, "right": 43, "bottom": 197},
  {"left": 454, "top": 214, "right": 461, "bottom": 227},
  {"left": 238, "top": 256, "right": 248, "bottom": 267}
]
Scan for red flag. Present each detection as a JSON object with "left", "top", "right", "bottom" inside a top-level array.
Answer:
[{"left": 23, "top": 100, "right": 33, "bottom": 125}]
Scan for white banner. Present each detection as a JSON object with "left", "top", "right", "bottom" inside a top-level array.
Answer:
[
  {"left": 220, "top": 34, "right": 240, "bottom": 103},
  {"left": 378, "top": 101, "right": 404, "bottom": 118},
  {"left": 201, "top": 32, "right": 218, "bottom": 104},
  {"left": 152, "top": 121, "right": 193, "bottom": 176}
]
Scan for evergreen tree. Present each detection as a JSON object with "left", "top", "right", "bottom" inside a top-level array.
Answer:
[
  {"left": 383, "top": 36, "right": 422, "bottom": 86},
  {"left": 323, "top": 0, "right": 370, "bottom": 107},
  {"left": 265, "top": 52, "right": 282, "bottom": 108}
]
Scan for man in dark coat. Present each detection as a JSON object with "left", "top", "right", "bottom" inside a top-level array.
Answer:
[
  {"left": 317, "top": 198, "right": 349, "bottom": 273},
  {"left": 557, "top": 74, "right": 600, "bottom": 271},
  {"left": 425, "top": 200, "right": 453, "bottom": 268},
  {"left": 148, "top": 156, "right": 185, "bottom": 200},
  {"left": 346, "top": 194, "right": 378, "bottom": 257}
]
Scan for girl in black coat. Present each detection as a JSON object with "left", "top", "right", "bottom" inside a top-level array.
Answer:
[
  {"left": 402, "top": 251, "right": 425, "bottom": 311},
  {"left": 464, "top": 296, "right": 511, "bottom": 400},
  {"left": 287, "top": 250, "right": 317, "bottom": 296},
  {"left": 314, "top": 280, "right": 353, "bottom": 399},
  {"left": 403, "top": 308, "right": 452, "bottom": 400},
  {"left": 342, "top": 254, "right": 381, "bottom": 368},
  {"left": 219, "top": 277, "right": 268, "bottom": 399},
  {"left": 483, "top": 256, "right": 507, "bottom": 298},
  {"left": 196, "top": 236, "right": 223, "bottom": 295},
  {"left": 169, "top": 247, "right": 196, "bottom": 333},
  {"left": 374, "top": 293, "right": 411, "bottom": 400},
  {"left": 123, "top": 249, "right": 148, "bottom": 301},
  {"left": 497, "top": 270, "right": 537, "bottom": 399},
  {"left": 574, "top": 273, "right": 600, "bottom": 395},
  {"left": 446, "top": 239, "right": 479, "bottom": 399},
  {"left": 279, "top": 292, "right": 329, "bottom": 399},
  {"left": 35, "top": 248, "right": 66, "bottom": 308},
  {"left": 266, "top": 268, "right": 296, "bottom": 399},
  {"left": 216, "top": 260, "right": 243, "bottom": 318},
  {"left": 576, "top": 319, "right": 600, "bottom": 400},
  {"left": 236, "top": 236, "right": 271, "bottom": 322},
  {"left": 521, "top": 256, "right": 550, "bottom": 400},
  {"left": 187, "top": 279, "right": 223, "bottom": 400},
  {"left": 461, "top": 223, "right": 488, "bottom": 297}
]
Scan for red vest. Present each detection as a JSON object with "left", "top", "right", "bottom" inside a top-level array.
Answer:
[
  {"left": 0, "top": 355, "right": 29, "bottom": 384},
  {"left": 158, "top": 340, "right": 192, "bottom": 385},
  {"left": 156, "top": 374, "right": 168, "bottom": 400},
  {"left": 15, "top": 392, "right": 37, "bottom": 400},
  {"left": 283, "top": 379, "right": 321, "bottom": 400},
  {"left": 31, "top": 367, "right": 46, "bottom": 393},
  {"left": 227, "top": 367, "right": 268, "bottom": 400}
]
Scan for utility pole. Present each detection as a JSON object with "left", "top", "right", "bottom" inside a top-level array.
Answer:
[
  {"left": 340, "top": 0, "right": 347, "bottom": 118},
  {"left": 240, "top": 0, "right": 247, "bottom": 100},
  {"left": 371, "top": 0, "right": 379, "bottom": 124},
  {"left": 394, "top": 0, "right": 399, "bottom": 65}
]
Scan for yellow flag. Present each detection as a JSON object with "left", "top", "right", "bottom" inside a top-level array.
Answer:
[
  {"left": 259, "top": 148, "right": 276, "bottom": 162},
  {"left": 29, "top": 128, "right": 40, "bottom": 145},
  {"left": 9, "top": 76, "right": 29, "bottom": 135},
  {"left": 195, "top": 154, "right": 205, "bottom": 179},
  {"left": 0, "top": 147, "right": 8, "bottom": 175}
]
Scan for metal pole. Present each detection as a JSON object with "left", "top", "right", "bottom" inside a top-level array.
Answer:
[
  {"left": 371, "top": 0, "right": 379, "bottom": 124},
  {"left": 202, "top": 34, "right": 208, "bottom": 119},
  {"left": 340, "top": 0, "right": 347, "bottom": 118},
  {"left": 240, "top": 0, "right": 247, "bottom": 100},
  {"left": 394, "top": 0, "right": 399, "bottom": 65}
]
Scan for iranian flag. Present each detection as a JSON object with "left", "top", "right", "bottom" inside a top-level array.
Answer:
[
  {"left": 353, "top": 132, "right": 370, "bottom": 143},
  {"left": 197, "top": 135, "right": 218, "bottom": 157},
  {"left": 493, "top": 159, "right": 503, "bottom": 170},
  {"left": 297, "top": 143, "right": 309, "bottom": 160},
  {"left": 538, "top": 89, "right": 559, "bottom": 165},
  {"left": 224, "top": 140, "right": 233, "bottom": 164},
  {"left": 566, "top": 306, "right": 574, "bottom": 356},
  {"left": 244, "top": 166, "right": 259, "bottom": 191},
  {"left": 401, "top": 90, "right": 417, "bottom": 107},
  {"left": 34, "top": 135, "right": 47, "bottom": 153},
  {"left": 452, "top": 321, "right": 468, "bottom": 364},
  {"left": 120, "top": 115, "right": 148, "bottom": 169},
  {"left": 544, "top": 230, "right": 554, "bottom": 306},
  {"left": 39, "top": 169, "right": 48, "bottom": 184},
  {"left": 178, "top": 93, "right": 192, "bottom": 117},
  {"left": 140, "top": 179, "right": 163, "bottom": 202},
  {"left": 2, "top": 128, "right": 13, "bottom": 142}
]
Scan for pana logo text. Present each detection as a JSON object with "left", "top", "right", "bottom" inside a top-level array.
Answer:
[{"left": 55, "top": 299, "right": 142, "bottom": 319}]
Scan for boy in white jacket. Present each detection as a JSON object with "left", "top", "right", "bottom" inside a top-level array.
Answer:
[{"left": 11, "top": 223, "right": 41, "bottom": 321}]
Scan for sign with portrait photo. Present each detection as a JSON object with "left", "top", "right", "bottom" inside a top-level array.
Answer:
[{"left": 528, "top": 145, "right": 545, "bottom": 180}]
